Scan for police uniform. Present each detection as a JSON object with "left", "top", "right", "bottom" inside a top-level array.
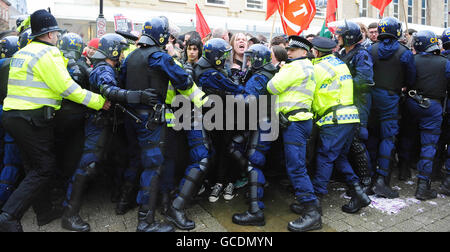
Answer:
[
  {"left": 311, "top": 37, "right": 371, "bottom": 216},
  {"left": 439, "top": 29, "right": 450, "bottom": 196},
  {"left": 0, "top": 10, "right": 105, "bottom": 232},
  {"left": 367, "top": 17, "right": 416, "bottom": 199}
]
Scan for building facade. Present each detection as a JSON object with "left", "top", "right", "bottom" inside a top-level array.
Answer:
[
  {"left": 41, "top": 0, "right": 449, "bottom": 41},
  {"left": 0, "top": 0, "right": 11, "bottom": 31}
]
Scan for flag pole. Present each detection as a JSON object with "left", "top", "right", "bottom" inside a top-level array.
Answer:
[
  {"left": 401, "top": 0, "right": 409, "bottom": 34},
  {"left": 269, "top": 12, "right": 277, "bottom": 43}
]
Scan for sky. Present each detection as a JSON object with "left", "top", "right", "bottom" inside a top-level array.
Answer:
[{"left": 26, "top": 0, "right": 51, "bottom": 13}]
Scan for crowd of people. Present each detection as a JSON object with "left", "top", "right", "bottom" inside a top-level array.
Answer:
[{"left": 0, "top": 8, "right": 449, "bottom": 233}]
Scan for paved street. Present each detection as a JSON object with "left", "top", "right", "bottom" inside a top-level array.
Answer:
[{"left": 21, "top": 170, "right": 450, "bottom": 232}]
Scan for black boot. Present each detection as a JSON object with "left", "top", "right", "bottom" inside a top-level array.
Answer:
[
  {"left": 136, "top": 210, "right": 174, "bottom": 232},
  {"left": 61, "top": 174, "right": 90, "bottom": 232},
  {"left": 415, "top": 179, "right": 437, "bottom": 201},
  {"left": 166, "top": 205, "right": 195, "bottom": 230},
  {"left": 232, "top": 168, "right": 265, "bottom": 226},
  {"left": 0, "top": 212, "right": 23, "bottom": 232},
  {"left": 61, "top": 205, "right": 90, "bottom": 232},
  {"left": 287, "top": 201, "right": 322, "bottom": 232},
  {"left": 290, "top": 198, "right": 322, "bottom": 216},
  {"left": 439, "top": 175, "right": 450, "bottom": 196},
  {"left": 398, "top": 161, "right": 411, "bottom": 181},
  {"left": 371, "top": 174, "right": 399, "bottom": 199},
  {"left": 342, "top": 183, "right": 371, "bottom": 214},
  {"left": 115, "top": 182, "right": 137, "bottom": 215}
]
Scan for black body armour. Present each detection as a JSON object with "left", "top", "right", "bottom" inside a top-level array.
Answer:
[
  {"left": 0, "top": 58, "right": 11, "bottom": 104},
  {"left": 126, "top": 46, "right": 169, "bottom": 102},
  {"left": 338, "top": 47, "right": 363, "bottom": 78},
  {"left": 413, "top": 54, "right": 448, "bottom": 100},
  {"left": 371, "top": 43, "right": 408, "bottom": 94}
]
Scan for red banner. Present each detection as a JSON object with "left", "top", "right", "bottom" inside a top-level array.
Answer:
[
  {"left": 195, "top": 4, "right": 211, "bottom": 39},
  {"left": 278, "top": 0, "right": 316, "bottom": 35},
  {"left": 326, "top": 0, "right": 337, "bottom": 33},
  {"left": 370, "top": 0, "right": 393, "bottom": 16}
]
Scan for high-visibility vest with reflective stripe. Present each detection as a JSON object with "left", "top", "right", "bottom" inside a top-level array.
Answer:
[
  {"left": 123, "top": 44, "right": 137, "bottom": 60},
  {"left": 4, "top": 41, "right": 105, "bottom": 111},
  {"left": 312, "top": 54, "right": 360, "bottom": 126},
  {"left": 164, "top": 59, "right": 208, "bottom": 127},
  {"left": 267, "top": 58, "right": 316, "bottom": 122}
]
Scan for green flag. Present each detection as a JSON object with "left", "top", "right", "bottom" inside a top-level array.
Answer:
[{"left": 319, "top": 21, "right": 332, "bottom": 38}]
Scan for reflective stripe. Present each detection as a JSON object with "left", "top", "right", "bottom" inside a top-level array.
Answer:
[
  {"left": 267, "top": 80, "right": 280, "bottom": 94},
  {"left": 277, "top": 101, "right": 311, "bottom": 110},
  {"left": 328, "top": 80, "right": 341, "bottom": 91},
  {"left": 284, "top": 85, "right": 313, "bottom": 97},
  {"left": 318, "top": 62, "right": 336, "bottom": 78},
  {"left": 7, "top": 95, "right": 61, "bottom": 106},
  {"left": 188, "top": 88, "right": 203, "bottom": 100},
  {"left": 26, "top": 47, "right": 55, "bottom": 81},
  {"left": 82, "top": 91, "right": 92, "bottom": 106},
  {"left": 8, "top": 79, "right": 50, "bottom": 89},
  {"left": 16, "top": 51, "right": 36, "bottom": 58},
  {"left": 61, "top": 82, "right": 80, "bottom": 98}
]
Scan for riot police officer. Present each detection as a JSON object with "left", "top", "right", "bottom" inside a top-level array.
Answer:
[
  {"left": 399, "top": 31, "right": 450, "bottom": 200},
  {"left": 167, "top": 38, "right": 243, "bottom": 231},
  {"left": 439, "top": 28, "right": 450, "bottom": 196},
  {"left": 119, "top": 17, "right": 204, "bottom": 232},
  {"left": 336, "top": 21, "right": 374, "bottom": 192},
  {"left": 368, "top": 17, "right": 416, "bottom": 199},
  {"left": 310, "top": 37, "right": 371, "bottom": 217},
  {"left": 231, "top": 44, "right": 277, "bottom": 226},
  {"left": 61, "top": 33, "right": 133, "bottom": 232}
]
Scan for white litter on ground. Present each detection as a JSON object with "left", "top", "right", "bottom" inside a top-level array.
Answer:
[
  {"left": 392, "top": 186, "right": 402, "bottom": 191},
  {"left": 368, "top": 196, "right": 409, "bottom": 215},
  {"left": 406, "top": 198, "right": 421, "bottom": 204},
  {"left": 417, "top": 208, "right": 424, "bottom": 213},
  {"left": 427, "top": 201, "right": 438, "bottom": 206},
  {"left": 438, "top": 194, "right": 446, "bottom": 199},
  {"left": 335, "top": 188, "right": 347, "bottom": 191},
  {"left": 405, "top": 181, "right": 415, "bottom": 185},
  {"left": 340, "top": 193, "right": 351, "bottom": 200}
]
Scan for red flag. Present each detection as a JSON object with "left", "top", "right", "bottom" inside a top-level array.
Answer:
[
  {"left": 195, "top": 4, "right": 211, "bottom": 39},
  {"left": 278, "top": 0, "right": 316, "bottom": 35},
  {"left": 370, "top": 0, "right": 393, "bottom": 16},
  {"left": 325, "top": 0, "right": 337, "bottom": 33},
  {"left": 266, "top": 0, "right": 281, "bottom": 20}
]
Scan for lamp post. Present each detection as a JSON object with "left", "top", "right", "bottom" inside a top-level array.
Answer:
[{"left": 96, "top": 0, "right": 106, "bottom": 38}]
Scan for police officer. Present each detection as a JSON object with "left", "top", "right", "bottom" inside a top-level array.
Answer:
[
  {"left": 0, "top": 9, "right": 107, "bottom": 232},
  {"left": 119, "top": 17, "right": 204, "bottom": 232},
  {"left": 262, "top": 36, "right": 318, "bottom": 232},
  {"left": 399, "top": 31, "right": 450, "bottom": 200},
  {"left": 0, "top": 36, "right": 21, "bottom": 211},
  {"left": 232, "top": 44, "right": 277, "bottom": 226},
  {"left": 368, "top": 17, "right": 416, "bottom": 199},
  {"left": 167, "top": 38, "right": 243, "bottom": 230},
  {"left": 310, "top": 37, "right": 371, "bottom": 217},
  {"left": 439, "top": 28, "right": 450, "bottom": 196},
  {"left": 61, "top": 33, "right": 137, "bottom": 232},
  {"left": 336, "top": 21, "right": 375, "bottom": 192}
]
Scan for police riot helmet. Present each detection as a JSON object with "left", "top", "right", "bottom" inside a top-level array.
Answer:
[
  {"left": 413, "top": 30, "right": 440, "bottom": 53},
  {"left": 16, "top": 17, "right": 25, "bottom": 28},
  {"left": 335, "top": 20, "right": 363, "bottom": 46},
  {"left": 0, "top": 36, "right": 20, "bottom": 59},
  {"left": 18, "top": 27, "right": 32, "bottom": 49},
  {"left": 202, "top": 38, "right": 232, "bottom": 68},
  {"left": 244, "top": 44, "right": 272, "bottom": 70},
  {"left": 91, "top": 33, "right": 129, "bottom": 61},
  {"left": 441, "top": 28, "right": 450, "bottom": 49},
  {"left": 138, "top": 17, "right": 170, "bottom": 47},
  {"left": 58, "top": 33, "right": 84, "bottom": 60},
  {"left": 378, "top": 17, "right": 403, "bottom": 40}
]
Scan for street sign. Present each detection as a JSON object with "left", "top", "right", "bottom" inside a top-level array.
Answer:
[{"left": 97, "top": 17, "right": 107, "bottom": 38}]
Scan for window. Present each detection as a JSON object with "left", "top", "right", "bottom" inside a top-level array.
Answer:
[
  {"left": 421, "top": 0, "right": 427, "bottom": 25},
  {"left": 393, "top": 0, "right": 399, "bottom": 19},
  {"left": 445, "top": 0, "right": 449, "bottom": 28},
  {"left": 408, "top": 0, "right": 413, "bottom": 23},
  {"left": 360, "top": 0, "right": 368, "bottom": 17},
  {"left": 206, "top": 0, "right": 227, "bottom": 6},
  {"left": 247, "top": 0, "right": 264, "bottom": 10},
  {"left": 315, "top": 0, "right": 328, "bottom": 17}
]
